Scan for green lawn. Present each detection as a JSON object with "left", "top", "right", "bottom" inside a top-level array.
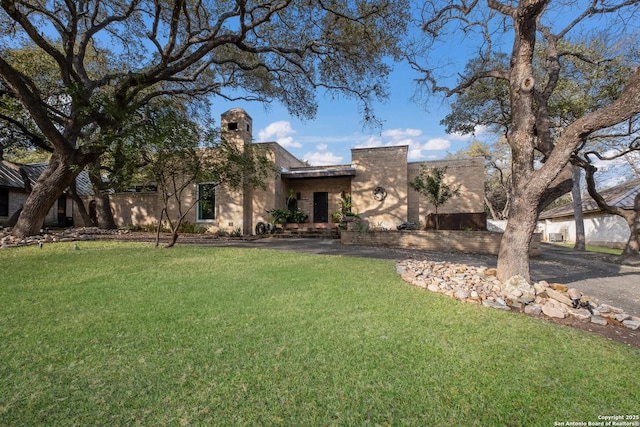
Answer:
[
  {"left": 1, "top": 242, "right": 638, "bottom": 426},
  {"left": 554, "top": 243, "right": 627, "bottom": 255}
]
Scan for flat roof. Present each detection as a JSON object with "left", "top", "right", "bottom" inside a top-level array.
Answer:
[{"left": 281, "top": 165, "right": 356, "bottom": 179}]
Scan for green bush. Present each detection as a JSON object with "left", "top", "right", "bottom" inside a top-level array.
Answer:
[
  {"left": 178, "top": 221, "right": 208, "bottom": 234},
  {"left": 268, "top": 208, "right": 308, "bottom": 224}
]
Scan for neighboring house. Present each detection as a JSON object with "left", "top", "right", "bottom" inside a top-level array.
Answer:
[
  {"left": 0, "top": 160, "right": 92, "bottom": 228},
  {"left": 108, "top": 108, "right": 486, "bottom": 234},
  {"left": 538, "top": 178, "right": 640, "bottom": 248}
]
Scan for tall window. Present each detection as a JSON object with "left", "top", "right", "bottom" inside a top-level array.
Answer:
[
  {"left": 197, "top": 183, "right": 216, "bottom": 221},
  {"left": 0, "top": 188, "right": 8, "bottom": 217}
]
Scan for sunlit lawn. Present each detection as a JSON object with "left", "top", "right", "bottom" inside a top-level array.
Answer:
[
  {"left": 1, "top": 242, "right": 639, "bottom": 426},
  {"left": 554, "top": 243, "right": 628, "bottom": 255}
]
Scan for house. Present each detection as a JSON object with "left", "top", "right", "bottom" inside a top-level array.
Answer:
[
  {"left": 538, "top": 178, "right": 640, "bottom": 248},
  {"left": 107, "top": 108, "right": 485, "bottom": 235},
  {"left": 0, "top": 160, "right": 91, "bottom": 228}
]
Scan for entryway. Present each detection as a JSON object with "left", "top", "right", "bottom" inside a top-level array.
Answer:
[{"left": 313, "top": 192, "right": 329, "bottom": 223}]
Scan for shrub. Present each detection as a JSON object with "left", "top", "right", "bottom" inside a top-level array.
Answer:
[{"left": 178, "top": 221, "right": 208, "bottom": 234}]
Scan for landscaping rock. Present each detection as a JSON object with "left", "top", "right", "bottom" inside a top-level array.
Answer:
[
  {"left": 615, "top": 313, "right": 631, "bottom": 322},
  {"left": 567, "top": 288, "right": 582, "bottom": 300},
  {"left": 545, "top": 288, "right": 573, "bottom": 306},
  {"left": 482, "top": 300, "right": 510, "bottom": 311},
  {"left": 524, "top": 304, "right": 542, "bottom": 315},
  {"left": 427, "top": 284, "right": 440, "bottom": 293},
  {"left": 567, "top": 308, "right": 591, "bottom": 322},
  {"left": 542, "top": 303, "right": 566, "bottom": 319},
  {"left": 622, "top": 320, "right": 640, "bottom": 330},
  {"left": 550, "top": 283, "right": 568, "bottom": 292},
  {"left": 601, "top": 304, "right": 624, "bottom": 314},
  {"left": 396, "top": 258, "right": 638, "bottom": 335},
  {"left": 454, "top": 289, "right": 470, "bottom": 300},
  {"left": 591, "top": 316, "right": 608, "bottom": 326}
]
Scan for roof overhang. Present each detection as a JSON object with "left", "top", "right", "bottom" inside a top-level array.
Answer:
[{"left": 281, "top": 166, "right": 356, "bottom": 179}]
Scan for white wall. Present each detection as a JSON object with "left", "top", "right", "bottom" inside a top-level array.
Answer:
[{"left": 539, "top": 213, "right": 630, "bottom": 248}]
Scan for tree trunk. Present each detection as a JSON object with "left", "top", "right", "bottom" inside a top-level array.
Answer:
[
  {"left": 572, "top": 165, "right": 586, "bottom": 251},
  {"left": 164, "top": 213, "right": 181, "bottom": 248},
  {"left": 166, "top": 231, "right": 179, "bottom": 248},
  {"left": 496, "top": 194, "right": 539, "bottom": 282},
  {"left": 68, "top": 179, "right": 93, "bottom": 227},
  {"left": 155, "top": 209, "right": 164, "bottom": 248},
  {"left": 88, "top": 161, "right": 117, "bottom": 229},
  {"left": 93, "top": 194, "right": 117, "bottom": 229},
  {"left": 484, "top": 195, "right": 500, "bottom": 220},
  {"left": 12, "top": 152, "right": 84, "bottom": 238}
]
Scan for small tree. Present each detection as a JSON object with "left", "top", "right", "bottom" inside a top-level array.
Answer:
[
  {"left": 409, "top": 166, "right": 460, "bottom": 230},
  {"left": 142, "top": 109, "right": 274, "bottom": 248}
]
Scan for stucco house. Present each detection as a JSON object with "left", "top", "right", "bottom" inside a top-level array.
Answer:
[
  {"left": 107, "top": 108, "right": 485, "bottom": 235},
  {"left": 0, "top": 160, "right": 91, "bottom": 228},
  {"left": 538, "top": 178, "right": 640, "bottom": 248}
]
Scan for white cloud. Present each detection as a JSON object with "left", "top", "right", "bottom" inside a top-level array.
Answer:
[
  {"left": 316, "top": 143, "right": 328, "bottom": 151},
  {"left": 381, "top": 128, "right": 422, "bottom": 139},
  {"left": 387, "top": 138, "right": 416, "bottom": 147},
  {"left": 423, "top": 138, "right": 451, "bottom": 151},
  {"left": 407, "top": 138, "right": 452, "bottom": 161},
  {"left": 353, "top": 128, "right": 454, "bottom": 161},
  {"left": 447, "top": 125, "right": 492, "bottom": 142},
  {"left": 302, "top": 151, "right": 344, "bottom": 166},
  {"left": 407, "top": 147, "right": 424, "bottom": 161},
  {"left": 354, "top": 135, "right": 383, "bottom": 149},
  {"left": 258, "top": 121, "right": 302, "bottom": 148}
]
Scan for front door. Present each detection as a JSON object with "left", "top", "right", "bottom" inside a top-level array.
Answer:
[{"left": 313, "top": 192, "right": 329, "bottom": 223}]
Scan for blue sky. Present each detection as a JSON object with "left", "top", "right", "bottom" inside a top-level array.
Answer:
[{"left": 215, "top": 59, "right": 492, "bottom": 166}]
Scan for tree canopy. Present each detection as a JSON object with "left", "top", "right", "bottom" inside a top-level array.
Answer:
[
  {"left": 408, "top": 0, "right": 640, "bottom": 281},
  {"left": 1, "top": 0, "right": 409, "bottom": 237}
]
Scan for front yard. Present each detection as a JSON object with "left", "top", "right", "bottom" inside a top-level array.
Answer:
[{"left": 1, "top": 242, "right": 638, "bottom": 425}]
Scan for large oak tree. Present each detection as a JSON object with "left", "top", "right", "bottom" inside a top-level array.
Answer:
[
  {"left": 1, "top": 0, "right": 407, "bottom": 238},
  {"left": 409, "top": 0, "right": 640, "bottom": 282}
]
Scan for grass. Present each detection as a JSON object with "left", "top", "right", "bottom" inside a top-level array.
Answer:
[
  {"left": 554, "top": 243, "right": 626, "bottom": 255},
  {"left": 1, "top": 242, "right": 639, "bottom": 426}
]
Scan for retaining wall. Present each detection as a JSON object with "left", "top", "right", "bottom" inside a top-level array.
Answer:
[{"left": 340, "top": 230, "right": 541, "bottom": 257}]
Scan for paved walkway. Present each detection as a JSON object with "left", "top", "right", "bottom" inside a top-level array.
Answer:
[{"left": 202, "top": 237, "right": 640, "bottom": 317}]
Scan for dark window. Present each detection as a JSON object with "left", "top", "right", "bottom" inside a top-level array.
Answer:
[
  {"left": 227, "top": 122, "right": 238, "bottom": 131},
  {"left": 0, "top": 188, "right": 8, "bottom": 216},
  {"left": 197, "top": 183, "right": 216, "bottom": 221}
]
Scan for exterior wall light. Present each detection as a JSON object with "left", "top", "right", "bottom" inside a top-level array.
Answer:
[{"left": 372, "top": 186, "right": 387, "bottom": 201}]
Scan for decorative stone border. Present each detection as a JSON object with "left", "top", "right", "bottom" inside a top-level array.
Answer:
[
  {"left": 0, "top": 227, "right": 113, "bottom": 248},
  {"left": 396, "top": 259, "right": 640, "bottom": 330}
]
